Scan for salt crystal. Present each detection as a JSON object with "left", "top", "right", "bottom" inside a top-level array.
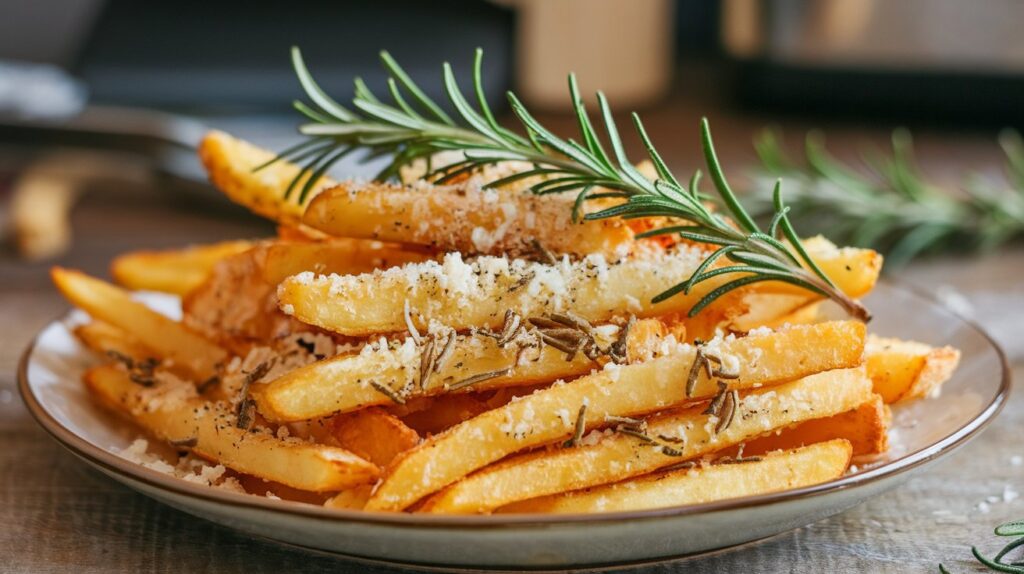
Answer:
[{"left": 1004, "top": 485, "right": 1019, "bottom": 503}]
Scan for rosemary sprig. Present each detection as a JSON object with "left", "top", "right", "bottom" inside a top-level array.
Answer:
[
  {"left": 750, "top": 129, "right": 1024, "bottom": 267},
  {"left": 270, "top": 47, "right": 869, "bottom": 321},
  {"left": 941, "top": 520, "right": 1024, "bottom": 573}
]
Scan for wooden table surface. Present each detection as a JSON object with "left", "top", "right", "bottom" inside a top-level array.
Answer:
[{"left": 1, "top": 101, "right": 1022, "bottom": 573}]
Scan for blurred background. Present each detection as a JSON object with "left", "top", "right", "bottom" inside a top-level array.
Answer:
[{"left": 1, "top": 0, "right": 1023, "bottom": 346}]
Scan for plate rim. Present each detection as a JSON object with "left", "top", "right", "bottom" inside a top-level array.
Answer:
[{"left": 18, "top": 280, "right": 1012, "bottom": 530}]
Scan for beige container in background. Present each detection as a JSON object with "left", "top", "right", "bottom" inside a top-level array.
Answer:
[{"left": 508, "top": 0, "right": 674, "bottom": 110}]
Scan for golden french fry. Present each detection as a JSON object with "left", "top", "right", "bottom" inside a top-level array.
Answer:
[
  {"left": 364, "top": 321, "right": 865, "bottom": 512},
  {"left": 330, "top": 408, "right": 420, "bottom": 467},
  {"left": 198, "top": 130, "right": 334, "bottom": 225},
  {"left": 421, "top": 367, "right": 871, "bottom": 513},
  {"left": 738, "top": 394, "right": 888, "bottom": 457},
  {"left": 53, "top": 268, "right": 226, "bottom": 380},
  {"left": 866, "top": 334, "right": 960, "bottom": 403},
  {"left": 183, "top": 239, "right": 428, "bottom": 349},
  {"left": 324, "top": 484, "right": 374, "bottom": 510},
  {"left": 235, "top": 475, "right": 333, "bottom": 504},
  {"left": 74, "top": 321, "right": 155, "bottom": 363},
  {"left": 85, "top": 365, "right": 379, "bottom": 491},
  {"left": 110, "top": 240, "right": 256, "bottom": 296},
  {"left": 301, "top": 181, "right": 635, "bottom": 258},
  {"left": 253, "top": 322, "right": 626, "bottom": 422},
  {"left": 730, "top": 294, "right": 820, "bottom": 332},
  {"left": 772, "top": 301, "right": 822, "bottom": 326},
  {"left": 499, "top": 439, "right": 852, "bottom": 514},
  {"left": 758, "top": 236, "right": 882, "bottom": 300},
  {"left": 256, "top": 239, "right": 431, "bottom": 284},
  {"left": 277, "top": 224, "right": 325, "bottom": 242},
  {"left": 276, "top": 245, "right": 752, "bottom": 336}
]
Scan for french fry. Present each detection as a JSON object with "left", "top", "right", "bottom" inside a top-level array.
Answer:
[
  {"left": 85, "top": 365, "right": 379, "bottom": 491},
  {"left": 758, "top": 236, "right": 882, "bottom": 300},
  {"left": 301, "top": 181, "right": 635, "bottom": 258},
  {"left": 277, "top": 225, "right": 324, "bottom": 242},
  {"left": 330, "top": 408, "right": 420, "bottom": 467},
  {"left": 364, "top": 321, "right": 865, "bottom": 511},
  {"left": 198, "top": 130, "right": 335, "bottom": 225},
  {"left": 256, "top": 239, "right": 431, "bottom": 284},
  {"left": 53, "top": 268, "right": 226, "bottom": 380},
  {"left": 110, "top": 240, "right": 256, "bottom": 296},
  {"left": 730, "top": 294, "right": 819, "bottom": 332},
  {"left": 866, "top": 334, "right": 960, "bottom": 403},
  {"left": 235, "top": 475, "right": 332, "bottom": 505},
  {"left": 277, "top": 245, "right": 748, "bottom": 336},
  {"left": 74, "top": 321, "right": 155, "bottom": 363},
  {"left": 254, "top": 312, "right": 755, "bottom": 423},
  {"left": 772, "top": 301, "right": 822, "bottom": 327},
  {"left": 183, "top": 239, "right": 428, "bottom": 349},
  {"left": 420, "top": 367, "right": 872, "bottom": 513},
  {"left": 324, "top": 484, "right": 374, "bottom": 510},
  {"left": 498, "top": 439, "right": 852, "bottom": 514},
  {"left": 254, "top": 323, "right": 622, "bottom": 423},
  {"left": 737, "top": 394, "right": 889, "bottom": 457}
]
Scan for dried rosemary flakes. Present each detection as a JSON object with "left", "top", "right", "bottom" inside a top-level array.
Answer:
[
  {"left": 562, "top": 404, "right": 588, "bottom": 447},
  {"left": 370, "top": 381, "right": 407, "bottom": 405},
  {"left": 607, "top": 314, "right": 635, "bottom": 364},
  {"left": 446, "top": 368, "right": 511, "bottom": 392},
  {"left": 714, "top": 390, "right": 740, "bottom": 434},
  {"left": 686, "top": 344, "right": 740, "bottom": 398},
  {"left": 530, "top": 238, "right": 558, "bottom": 265},
  {"left": 235, "top": 361, "right": 272, "bottom": 429}
]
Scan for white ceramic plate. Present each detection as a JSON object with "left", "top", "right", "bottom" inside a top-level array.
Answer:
[{"left": 19, "top": 282, "right": 1009, "bottom": 571}]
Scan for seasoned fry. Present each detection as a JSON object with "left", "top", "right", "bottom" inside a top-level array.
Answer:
[
  {"left": 499, "top": 439, "right": 852, "bottom": 514},
  {"left": 277, "top": 245, "right": 745, "bottom": 336},
  {"left": 738, "top": 394, "right": 889, "bottom": 457},
  {"left": 364, "top": 321, "right": 865, "bottom": 511},
  {"left": 301, "top": 181, "right": 635, "bottom": 258},
  {"left": 730, "top": 294, "right": 820, "bottom": 332},
  {"left": 420, "top": 367, "right": 871, "bottom": 513},
  {"left": 865, "top": 334, "right": 960, "bottom": 403},
  {"left": 74, "top": 321, "right": 155, "bottom": 363},
  {"left": 53, "top": 268, "right": 226, "bottom": 380},
  {"left": 235, "top": 475, "right": 333, "bottom": 504},
  {"left": 330, "top": 408, "right": 420, "bottom": 467},
  {"left": 85, "top": 365, "right": 378, "bottom": 491},
  {"left": 255, "top": 319, "right": 652, "bottom": 422},
  {"left": 759, "top": 236, "right": 882, "bottom": 300},
  {"left": 199, "top": 130, "right": 335, "bottom": 224},
  {"left": 183, "top": 239, "right": 429, "bottom": 349},
  {"left": 256, "top": 239, "right": 431, "bottom": 284},
  {"left": 111, "top": 240, "right": 256, "bottom": 296}
]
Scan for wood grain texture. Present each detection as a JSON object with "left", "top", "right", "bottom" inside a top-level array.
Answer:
[{"left": 2, "top": 105, "right": 1022, "bottom": 572}]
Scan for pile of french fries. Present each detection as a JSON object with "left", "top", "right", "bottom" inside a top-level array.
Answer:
[{"left": 53, "top": 130, "right": 961, "bottom": 514}]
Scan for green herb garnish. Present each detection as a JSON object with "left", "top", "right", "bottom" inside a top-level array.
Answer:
[
  {"left": 269, "top": 47, "right": 870, "bottom": 321},
  {"left": 942, "top": 520, "right": 1024, "bottom": 573},
  {"left": 751, "top": 129, "right": 1024, "bottom": 267}
]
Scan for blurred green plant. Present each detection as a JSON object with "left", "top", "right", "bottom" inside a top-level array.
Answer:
[{"left": 749, "top": 129, "right": 1024, "bottom": 267}]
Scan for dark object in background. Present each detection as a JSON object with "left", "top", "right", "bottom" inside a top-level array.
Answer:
[
  {"left": 722, "top": 0, "right": 1024, "bottom": 126},
  {"left": 73, "top": 0, "right": 515, "bottom": 112}
]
